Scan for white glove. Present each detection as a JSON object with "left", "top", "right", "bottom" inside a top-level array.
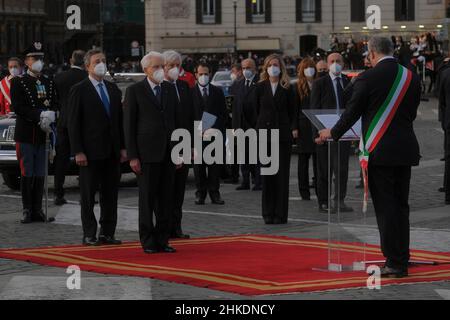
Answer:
[{"left": 39, "top": 111, "right": 56, "bottom": 133}]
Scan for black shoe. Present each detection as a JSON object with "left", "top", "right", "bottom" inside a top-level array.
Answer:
[
  {"left": 195, "top": 197, "right": 205, "bottom": 205},
  {"left": 54, "top": 197, "right": 67, "bottom": 206},
  {"left": 82, "top": 237, "right": 98, "bottom": 246},
  {"left": 252, "top": 185, "right": 262, "bottom": 191},
  {"left": 380, "top": 266, "right": 408, "bottom": 278},
  {"left": 446, "top": 200, "right": 450, "bottom": 205},
  {"left": 439, "top": 187, "right": 446, "bottom": 193},
  {"left": 334, "top": 202, "right": 354, "bottom": 213},
  {"left": 20, "top": 210, "right": 32, "bottom": 224},
  {"left": 160, "top": 245, "right": 177, "bottom": 253},
  {"left": 98, "top": 235, "right": 122, "bottom": 245},
  {"left": 236, "top": 184, "right": 250, "bottom": 191},
  {"left": 318, "top": 204, "right": 329, "bottom": 214},
  {"left": 211, "top": 197, "right": 225, "bottom": 205},
  {"left": 224, "top": 178, "right": 239, "bottom": 184},
  {"left": 143, "top": 247, "right": 159, "bottom": 254},
  {"left": 171, "top": 232, "right": 190, "bottom": 239},
  {"left": 300, "top": 193, "right": 311, "bottom": 201},
  {"left": 264, "top": 218, "right": 274, "bottom": 225},
  {"left": 273, "top": 218, "right": 287, "bottom": 225},
  {"left": 34, "top": 210, "right": 55, "bottom": 223}
]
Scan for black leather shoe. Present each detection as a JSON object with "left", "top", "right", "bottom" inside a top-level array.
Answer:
[
  {"left": 36, "top": 210, "right": 55, "bottom": 223},
  {"left": 20, "top": 210, "right": 32, "bottom": 224},
  {"left": 54, "top": 197, "right": 67, "bottom": 206},
  {"left": 318, "top": 204, "right": 329, "bottom": 214},
  {"left": 211, "top": 197, "right": 225, "bottom": 205},
  {"left": 252, "top": 185, "right": 262, "bottom": 191},
  {"left": 381, "top": 266, "right": 408, "bottom": 278},
  {"left": 195, "top": 198, "right": 205, "bottom": 205},
  {"left": 273, "top": 218, "right": 287, "bottom": 225},
  {"left": 82, "top": 237, "right": 98, "bottom": 246},
  {"left": 160, "top": 245, "right": 177, "bottom": 253},
  {"left": 171, "top": 233, "right": 190, "bottom": 239},
  {"left": 144, "top": 247, "right": 159, "bottom": 254},
  {"left": 236, "top": 184, "right": 250, "bottom": 191},
  {"left": 98, "top": 235, "right": 122, "bottom": 245}
]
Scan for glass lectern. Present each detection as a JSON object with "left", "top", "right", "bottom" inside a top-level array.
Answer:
[{"left": 304, "top": 109, "right": 366, "bottom": 272}]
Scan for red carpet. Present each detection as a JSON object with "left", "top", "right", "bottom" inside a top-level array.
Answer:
[{"left": 1, "top": 235, "right": 450, "bottom": 296}]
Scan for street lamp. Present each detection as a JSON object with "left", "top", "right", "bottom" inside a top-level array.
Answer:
[{"left": 233, "top": 0, "right": 237, "bottom": 59}]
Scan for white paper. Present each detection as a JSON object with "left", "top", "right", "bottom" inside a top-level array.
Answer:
[{"left": 316, "top": 114, "right": 361, "bottom": 140}]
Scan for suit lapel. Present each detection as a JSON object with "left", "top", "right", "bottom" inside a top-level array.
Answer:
[
  {"left": 141, "top": 79, "right": 161, "bottom": 111},
  {"left": 86, "top": 79, "right": 110, "bottom": 119}
]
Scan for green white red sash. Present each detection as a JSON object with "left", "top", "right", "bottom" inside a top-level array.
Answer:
[
  {"left": 0, "top": 77, "right": 11, "bottom": 105},
  {"left": 359, "top": 64, "right": 413, "bottom": 212}
]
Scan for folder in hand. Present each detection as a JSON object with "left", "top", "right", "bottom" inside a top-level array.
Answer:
[{"left": 198, "top": 112, "right": 218, "bottom": 132}]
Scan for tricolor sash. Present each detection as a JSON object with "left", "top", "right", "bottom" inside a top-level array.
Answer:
[
  {"left": 0, "top": 77, "right": 11, "bottom": 105},
  {"left": 359, "top": 64, "right": 413, "bottom": 212}
]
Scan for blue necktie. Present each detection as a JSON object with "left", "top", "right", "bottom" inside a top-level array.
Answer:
[
  {"left": 154, "top": 85, "right": 162, "bottom": 105},
  {"left": 98, "top": 83, "right": 111, "bottom": 118}
]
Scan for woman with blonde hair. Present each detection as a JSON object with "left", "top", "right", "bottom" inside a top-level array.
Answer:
[
  {"left": 294, "top": 58, "right": 318, "bottom": 201},
  {"left": 255, "top": 54, "right": 297, "bottom": 224}
]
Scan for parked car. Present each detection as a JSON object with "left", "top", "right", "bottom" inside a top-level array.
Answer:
[{"left": 211, "top": 70, "right": 233, "bottom": 97}]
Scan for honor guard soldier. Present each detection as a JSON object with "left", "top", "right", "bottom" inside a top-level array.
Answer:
[{"left": 10, "top": 42, "right": 58, "bottom": 223}]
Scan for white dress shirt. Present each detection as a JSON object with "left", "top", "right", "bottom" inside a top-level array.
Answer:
[
  {"left": 329, "top": 71, "right": 344, "bottom": 111},
  {"left": 198, "top": 83, "right": 210, "bottom": 97},
  {"left": 270, "top": 81, "right": 278, "bottom": 96},
  {"left": 89, "top": 75, "right": 110, "bottom": 103}
]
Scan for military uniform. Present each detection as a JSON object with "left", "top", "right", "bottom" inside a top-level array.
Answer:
[{"left": 10, "top": 44, "right": 58, "bottom": 223}]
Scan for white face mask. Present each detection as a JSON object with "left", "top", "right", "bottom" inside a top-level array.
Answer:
[
  {"left": 267, "top": 66, "right": 281, "bottom": 77},
  {"left": 304, "top": 67, "right": 316, "bottom": 78},
  {"left": 198, "top": 75, "right": 209, "bottom": 87},
  {"left": 243, "top": 69, "right": 254, "bottom": 80},
  {"left": 330, "top": 62, "right": 343, "bottom": 76},
  {"left": 9, "top": 67, "right": 21, "bottom": 77},
  {"left": 153, "top": 68, "right": 165, "bottom": 84},
  {"left": 94, "top": 62, "right": 107, "bottom": 77},
  {"left": 168, "top": 67, "right": 180, "bottom": 81},
  {"left": 31, "top": 60, "right": 44, "bottom": 73},
  {"left": 230, "top": 73, "right": 237, "bottom": 82}
]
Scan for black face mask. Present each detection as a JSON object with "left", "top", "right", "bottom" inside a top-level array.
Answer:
[{"left": 318, "top": 71, "right": 328, "bottom": 78}]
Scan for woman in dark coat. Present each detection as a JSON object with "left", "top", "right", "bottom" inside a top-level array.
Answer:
[
  {"left": 293, "top": 58, "right": 318, "bottom": 200},
  {"left": 255, "top": 54, "right": 297, "bottom": 224}
]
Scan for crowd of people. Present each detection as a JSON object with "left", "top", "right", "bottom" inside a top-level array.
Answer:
[{"left": 0, "top": 34, "right": 449, "bottom": 278}]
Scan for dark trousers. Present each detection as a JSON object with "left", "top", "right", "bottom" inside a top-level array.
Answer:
[
  {"left": 194, "top": 163, "right": 220, "bottom": 200},
  {"left": 172, "top": 165, "right": 189, "bottom": 235},
  {"left": 369, "top": 165, "right": 411, "bottom": 270},
  {"left": 138, "top": 157, "right": 175, "bottom": 249},
  {"left": 262, "top": 142, "right": 292, "bottom": 223},
  {"left": 316, "top": 141, "right": 351, "bottom": 205},
  {"left": 54, "top": 128, "right": 72, "bottom": 199},
  {"left": 297, "top": 152, "right": 317, "bottom": 199},
  {"left": 79, "top": 156, "right": 120, "bottom": 238},
  {"left": 241, "top": 163, "right": 261, "bottom": 186}
]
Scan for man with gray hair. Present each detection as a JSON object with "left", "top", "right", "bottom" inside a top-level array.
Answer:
[
  {"left": 163, "top": 50, "right": 194, "bottom": 239},
  {"left": 124, "top": 51, "right": 180, "bottom": 253},
  {"left": 317, "top": 36, "right": 421, "bottom": 278}
]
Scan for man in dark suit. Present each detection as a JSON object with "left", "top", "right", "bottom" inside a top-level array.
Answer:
[
  {"left": 438, "top": 65, "right": 450, "bottom": 205},
  {"left": 192, "top": 63, "right": 228, "bottom": 205},
  {"left": 231, "top": 58, "right": 261, "bottom": 191},
  {"left": 318, "top": 37, "right": 421, "bottom": 278},
  {"left": 163, "top": 50, "right": 194, "bottom": 239},
  {"left": 124, "top": 51, "right": 180, "bottom": 254},
  {"left": 53, "top": 50, "right": 87, "bottom": 205},
  {"left": 67, "top": 49, "right": 126, "bottom": 246},
  {"left": 311, "top": 53, "right": 353, "bottom": 213}
]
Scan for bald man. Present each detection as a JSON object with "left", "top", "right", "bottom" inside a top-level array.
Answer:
[
  {"left": 231, "top": 58, "right": 262, "bottom": 191},
  {"left": 316, "top": 60, "right": 328, "bottom": 78},
  {"left": 310, "top": 53, "right": 353, "bottom": 214}
]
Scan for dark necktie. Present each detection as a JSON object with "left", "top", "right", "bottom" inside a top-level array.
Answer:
[
  {"left": 202, "top": 87, "right": 208, "bottom": 104},
  {"left": 98, "top": 83, "right": 111, "bottom": 118},
  {"left": 154, "top": 85, "right": 162, "bottom": 105},
  {"left": 335, "top": 78, "right": 344, "bottom": 112},
  {"left": 246, "top": 80, "right": 251, "bottom": 88}
]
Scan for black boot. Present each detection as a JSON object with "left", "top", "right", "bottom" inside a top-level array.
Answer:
[
  {"left": 20, "top": 177, "right": 33, "bottom": 224},
  {"left": 32, "top": 177, "right": 54, "bottom": 223}
]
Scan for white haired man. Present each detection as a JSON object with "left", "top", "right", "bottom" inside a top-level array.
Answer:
[{"left": 124, "top": 51, "right": 180, "bottom": 254}]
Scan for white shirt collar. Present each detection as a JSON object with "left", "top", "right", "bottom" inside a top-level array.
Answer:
[
  {"left": 89, "top": 75, "right": 105, "bottom": 87},
  {"left": 198, "top": 83, "right": 209, "bottom": 93},
  {"left": 245, "top": 75, "right": 256, "bottom": 83},
  {"left": 329, "top": 71, "right": 342, "bottom": 81},
  {"left": 147, "top": 77, "right": 160, "bottom": 91},
  {"left": 71, "top": 65, "right": 84, "bottom": 70},
  {"left": 270, "top": 81, "right": 278, "bottom": 95},
  {"left": 377, "top": 56, "right": 395, "bottom": 64}
]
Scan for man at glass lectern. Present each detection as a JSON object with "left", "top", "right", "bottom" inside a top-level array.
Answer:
[{"left": 317, "top": 37, "right": 421, "bottom": 278}]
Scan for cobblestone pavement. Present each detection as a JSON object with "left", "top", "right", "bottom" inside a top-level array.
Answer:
[{"left": 0, "top": 97, "right": 449, "bottom": 300}]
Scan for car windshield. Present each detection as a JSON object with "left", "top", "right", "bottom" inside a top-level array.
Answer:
[{"left": 214, "top": 72, "right": 231, "bottom": 82}]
